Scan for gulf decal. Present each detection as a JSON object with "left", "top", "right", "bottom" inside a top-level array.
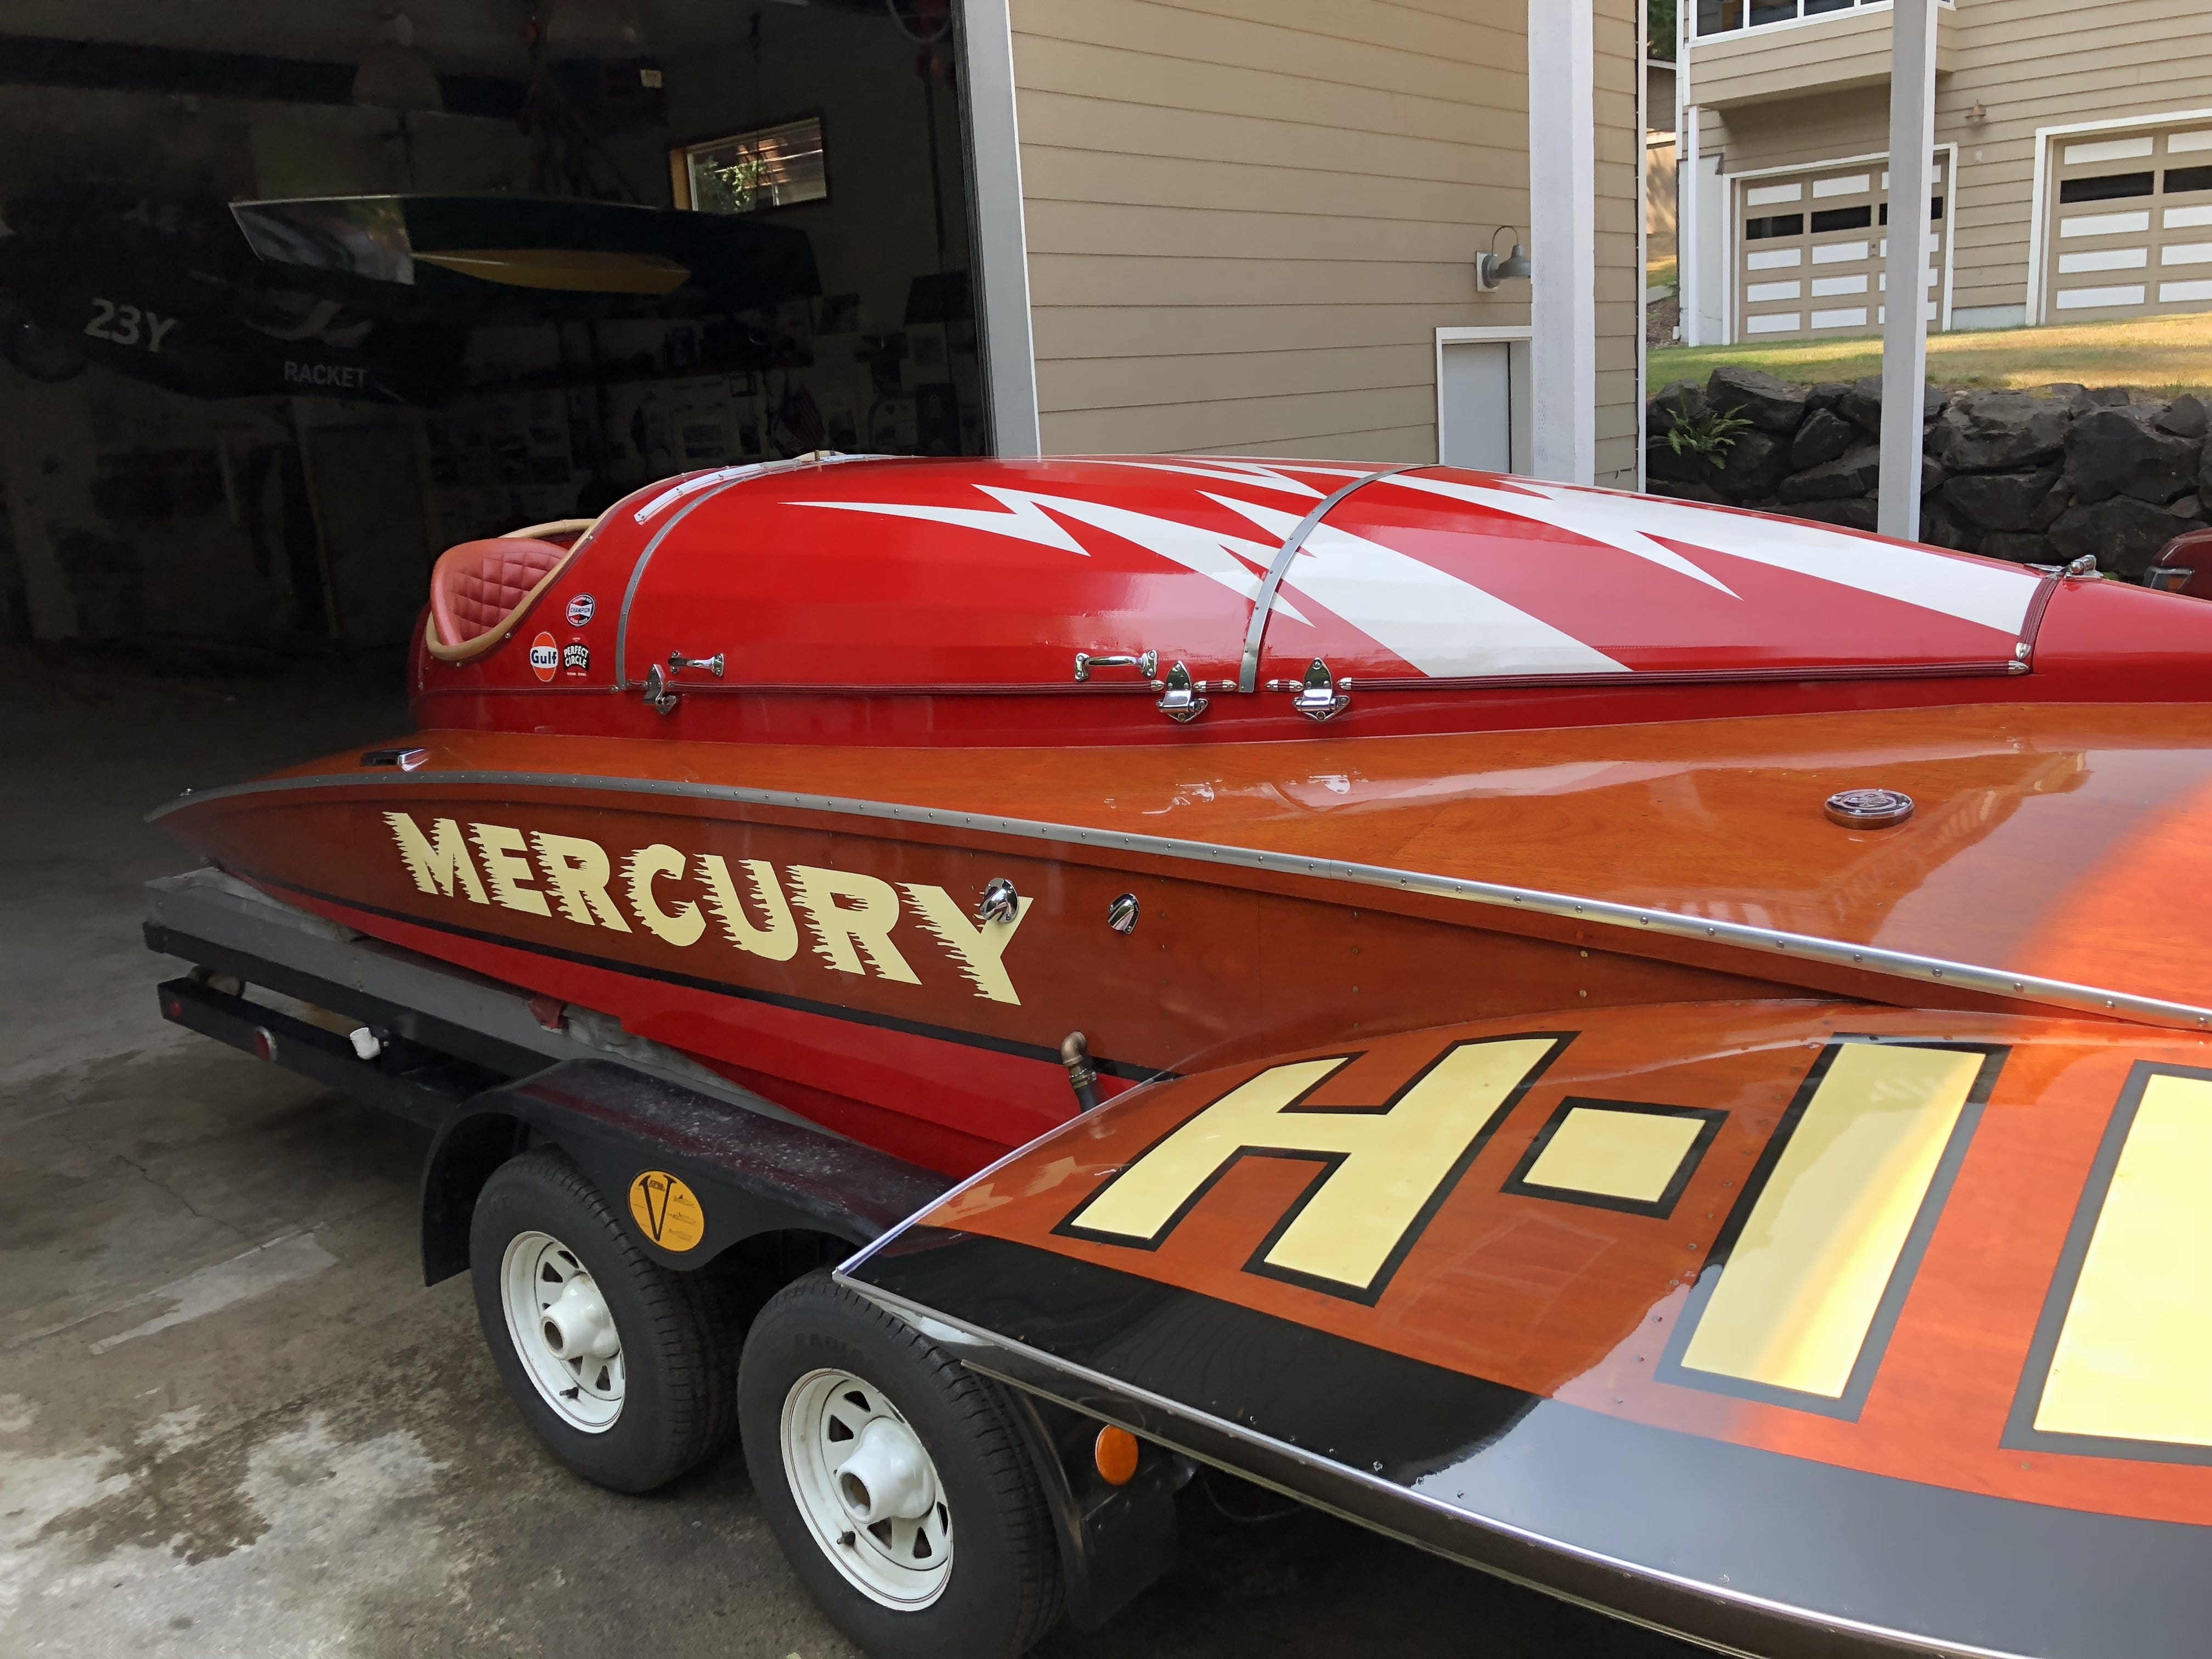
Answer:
[
  {"left": 528, "top": 631, "right": 560, "bottom": 682},
  {"left": 381, "top": 812, "right": 1030, "bottom": 1004}
]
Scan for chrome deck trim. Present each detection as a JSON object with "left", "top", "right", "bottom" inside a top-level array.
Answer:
[
  {"left": 613, "top": 478, "right": 744, "bottom": 690},
  {"left": 1236, "top": 463, "right": 1424, "bottom": 696},
  {"left": 831, "top": 1269, "right": 2027, "bottom": 1659},
  {"left": 149, "top": 768, "right": 2212, "bottom": 1035},
  {"left": 612, "top": 453, "right": 889, "bottom": 688}
]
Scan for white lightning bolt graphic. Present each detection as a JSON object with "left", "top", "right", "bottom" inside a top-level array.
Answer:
[
  {"left": 795, "top": 487, "right": 1308, "bottom": 620},
  {"left": 1207, "top": 495, "right": 1624, "bottom": 678},
  {"left": 1383, "top": 474, "right": 1737, "bottom": 595},
  {"left": 1390, "top": 475, "right": 2038, "bottom": 634}
]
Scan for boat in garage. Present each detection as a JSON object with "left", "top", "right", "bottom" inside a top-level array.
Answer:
[{"left": 150, "top": 452, "right": 2212, "bottom": 1656}]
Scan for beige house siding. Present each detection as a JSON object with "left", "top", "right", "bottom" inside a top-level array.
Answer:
[
  {"left": 1649, "top": 134, "right": 1679, "bottom": 261},
  {"left": 1688, "top": 0, "right": 2212, "bottom": 331},
  {"left": 1691, "top": 4, "right": 1955, "bottom": 111},
  {"left": 1009, "top": 0, "right": 1643, "bottom": 472}
]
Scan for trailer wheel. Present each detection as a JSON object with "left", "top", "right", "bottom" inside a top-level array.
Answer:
[
  {"left": 469, "top": 1147, "right": 733, "bottom": 1493},
  {"left": 739, "top": 1271, "right": 1062, "bottom": 1658}
]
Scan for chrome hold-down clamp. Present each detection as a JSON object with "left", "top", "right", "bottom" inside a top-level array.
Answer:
[
  {"left": 640, "top": 662, "right": 681, "bottom": 714},
  {"left": 1156, "top": 662, "right": 1209, "bottom": 723},
  {"left": 667, "top": 650, "right": 726, "bottom": 678}
]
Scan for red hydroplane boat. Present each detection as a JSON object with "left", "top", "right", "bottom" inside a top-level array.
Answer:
[{"left": 153, "top": 454, "right": 2212, "bottom": 1657}]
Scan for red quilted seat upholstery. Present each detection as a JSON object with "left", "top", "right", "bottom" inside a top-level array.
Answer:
[
  {"left": 423, "top": 520, "right": 592, "bottom": 663},
  {"left": 436, "top": 539, "right": 566, "bottom": 640}
]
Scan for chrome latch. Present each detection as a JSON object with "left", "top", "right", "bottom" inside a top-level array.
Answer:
[
  {"left": 1290, "top": 658, "right": 1350, "bottom": 721},
  {"left": 1156, "top": 661, "right": 1209, "bottom": 723},
  {"left": 1074, "top": 649, "right": 1158, "bottom": 683},
  {"left": 668, "top": 650, "right": 726, "bottom": 678},
  {"left": 641, "top": 662, "right": 681, "bottom": 714},
  {"left": 974, "top": 877, "right": 1021, "bottom": 924}
]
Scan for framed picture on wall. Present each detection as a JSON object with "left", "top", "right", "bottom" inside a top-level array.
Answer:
[{"left": 670, "top": 114, "right": 830, "bottom": 215}]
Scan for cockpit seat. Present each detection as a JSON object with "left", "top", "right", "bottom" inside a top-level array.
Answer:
[{"left": 424, "top": 518, "right": 596, "bottom": 663}]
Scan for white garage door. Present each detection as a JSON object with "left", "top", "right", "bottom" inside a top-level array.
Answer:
[
  {"left": 1734, "top": 156, "right": 1946, "bottom": 342},
  {"left": 2044, "top": 122, "right": 2212, "bottom": 321}
]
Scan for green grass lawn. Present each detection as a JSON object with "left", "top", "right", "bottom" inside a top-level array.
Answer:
[
  {"left": 1646, "top": 256, "right": 1678, "bottom": 292},
  {"left": 1648, "top": 308, "right": 2212, "bottom": 395}
]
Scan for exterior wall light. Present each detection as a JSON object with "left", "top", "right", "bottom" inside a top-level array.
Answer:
[{"left": 1475, "top": 226, "right": 1531, "bottom": 291}]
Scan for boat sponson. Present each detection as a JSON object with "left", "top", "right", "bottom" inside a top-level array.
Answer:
[{"left": 843, "top": 999, "right": 2212, "bottom": 1658}]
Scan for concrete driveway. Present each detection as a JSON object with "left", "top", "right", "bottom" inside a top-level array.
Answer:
[{"left": 0, "top": 645, "right": 1703, "bottom": 1658}]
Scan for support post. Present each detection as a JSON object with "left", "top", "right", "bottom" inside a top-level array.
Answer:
[
  {"left": 1878, "top": 0, "right": 1939, "bottom": 540},
  {"left": 1528, "top": 0, "right": 1597, "bottom": 484},
  {"left": 1676, "top": 4, "right": 1697, "bottom": 350},
  {"left": 955, "top": 0, "right": 1041, "bottom": 458}
]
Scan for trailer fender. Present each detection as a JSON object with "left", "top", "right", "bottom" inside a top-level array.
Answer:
[
  {"left": 420, "top": 1058, "right": 949, "bottom": 1284},
  {"left": 1005, "top": 1391, "right": 1182, "bottom": 1631}
]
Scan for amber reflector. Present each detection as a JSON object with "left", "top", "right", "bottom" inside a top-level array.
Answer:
[{"left": 1093, "top": 1425, "right": 1139, "bottom": 1486}]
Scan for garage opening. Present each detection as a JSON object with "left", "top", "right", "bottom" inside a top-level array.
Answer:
[
  {"left": 2042, "top": 120, "right": 2212, "bottom": 324},
  {"left": 0, "top": 1, "right": 984, "bottom": 648},
  {"left": 1732, "top": 153, "right": 1949, "bottom": 343}
]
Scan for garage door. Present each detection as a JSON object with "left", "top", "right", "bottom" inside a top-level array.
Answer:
[
  {"left": 2044, "top": 122, "right": 2212, "bottom": 322},
  {"left": 1734, "top": 156, "right": 1946, "bottom": 342}
]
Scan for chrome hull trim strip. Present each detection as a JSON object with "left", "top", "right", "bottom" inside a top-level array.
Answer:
[
  {"left": 832, "top": 1271, "right": 2023, "bottom": 1659},
  {"left": 150, "top": 769, "right": 2212, "bottom": 1034}
]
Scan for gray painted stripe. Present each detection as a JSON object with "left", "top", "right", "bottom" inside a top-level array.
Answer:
[{"left": 148, "top": 768, "right": 2212, "bottom": 1035}]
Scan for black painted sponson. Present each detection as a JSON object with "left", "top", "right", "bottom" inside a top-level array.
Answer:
[{"left": 848, "top": 1228, "right": 2212, "bottom": 1659}]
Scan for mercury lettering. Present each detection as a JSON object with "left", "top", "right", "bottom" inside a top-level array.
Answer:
[{"left": 383, "top": 814, "right": 1032, "bottom": 1002}]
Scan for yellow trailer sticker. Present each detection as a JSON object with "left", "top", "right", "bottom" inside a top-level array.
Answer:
[{"left": 629, "top": 1170, "right": 706, "bottom": 1252}]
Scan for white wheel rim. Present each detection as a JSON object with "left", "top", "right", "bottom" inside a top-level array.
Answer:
[
  {"left": 500, "top": 1230, "right": 625, "bottom": 1433},
  {"left": 781, "top": 1367, "right": 952, "bottom": 1609}
]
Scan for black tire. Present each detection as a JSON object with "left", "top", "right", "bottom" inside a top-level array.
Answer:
[
  {"left": 469, "top": 1147, "right": 734, "bottom": 1493},
  {"left": 739, "top": 1271, "right": 1063, "bottom": 1658}
]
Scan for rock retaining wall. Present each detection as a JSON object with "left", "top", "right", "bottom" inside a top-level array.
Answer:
[{"left": 1647, "top": 368, "right": 2210, "bottom": 577}]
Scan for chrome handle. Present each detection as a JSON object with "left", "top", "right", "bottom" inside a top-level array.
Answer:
[
  {"left": 1074, "top": 649, "right": 1157, "bottom": 684},
  {"left": 668, "top": 650, "right": 725, "bottom": 678},
  {"left": 641, "top": 662, "right": 681, "bottom": 714}
]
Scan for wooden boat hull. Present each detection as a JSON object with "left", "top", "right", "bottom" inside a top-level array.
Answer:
[
  {"left": 159, "top": 691, "right": 2212, "bottom": 1175},
  {"left": 847, "top": 999, "right": 2212, "bottom": 1658},
  {"left": 156, "top": 742, "right": 1787, "bottom": 1174}
]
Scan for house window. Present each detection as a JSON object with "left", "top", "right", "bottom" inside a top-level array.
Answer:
[
  {"left": 1695, "top": 0, "right": 1950, "bottom": 40},
  {"left": 2060, "top": 172, "right": 2155, "bottom": 205},
  {"left": 672, "top": 115, "right": 829, "bottom": 216}
]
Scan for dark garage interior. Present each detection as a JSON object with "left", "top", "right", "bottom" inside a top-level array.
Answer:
[{"left": 0, "top": 0, "right": 982, "bottom": 651}]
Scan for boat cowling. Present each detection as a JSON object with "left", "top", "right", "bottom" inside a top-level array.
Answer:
[
  {"left": 844, "top": 997, "right": 2212, "bottom": 1659},
  {"left": 411, "top": 454, "right": 2212, "bottom": 744}
]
